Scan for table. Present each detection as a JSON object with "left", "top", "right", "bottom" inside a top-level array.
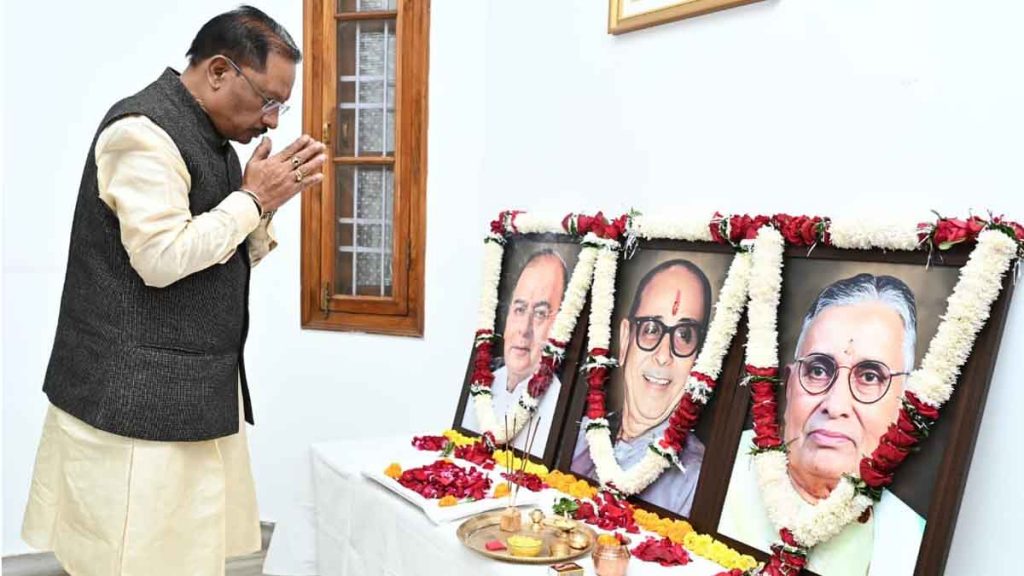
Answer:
[{"left": 310, "top": 435, "right": 729, "bottom": 575}]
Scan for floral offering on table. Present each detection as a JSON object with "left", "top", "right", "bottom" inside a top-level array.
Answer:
[
  {"left": 632, "top": 536, "right": 691, "bottom": 566},
  {"left": 396, "top": 460, "right": 492, "bottom": 501}
]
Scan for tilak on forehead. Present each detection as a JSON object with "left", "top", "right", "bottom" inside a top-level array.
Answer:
[{"left": 672, "top": 289, "right": 681, "bottom": 316}]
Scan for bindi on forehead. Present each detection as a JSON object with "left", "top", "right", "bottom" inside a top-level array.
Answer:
[{"left": 843, "top": 338, "right": 855, "bottom": 357}]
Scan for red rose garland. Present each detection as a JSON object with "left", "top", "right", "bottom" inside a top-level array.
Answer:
[
  {"left": 469, "top": 329, "right": 496, "bottom": 388},
  {"left": 562, "top": 211, "right": 629, "bottom": 240},
  {"left": 584, "top": 347, "right": 612, "bottom": 420},
  {"left": 857, "top": 391, "right": 938, "bottom": 495},
  {"left": 746, "top": 366, "right": 783, "bottom": 451},
  {"left": 762, "top": 529, "right": 808, "bottom": 576},
  {"left": 709, "top": 212, "right": 830, "bottom": 249},
  {"left": 526, "top": 339, "right": 566, "bottom": 398},
  {"left": 584, "top": 352, "right": 720, "bottom": 458}
]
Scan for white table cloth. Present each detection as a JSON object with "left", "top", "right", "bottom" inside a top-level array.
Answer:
[{"left": 310, "top": 435, "right": 730, "bottom": 576}]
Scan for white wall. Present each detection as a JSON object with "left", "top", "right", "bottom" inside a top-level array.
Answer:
[{"left": 3, "top": 0, "right": 1022, "bottom": 574}]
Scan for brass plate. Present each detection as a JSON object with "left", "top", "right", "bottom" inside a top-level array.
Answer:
[{"left": 456, "top": 511, "right": 595, "bottom": 564}]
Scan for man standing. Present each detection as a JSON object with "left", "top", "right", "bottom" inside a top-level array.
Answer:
[
  {"left": 572, "top": 259, "right": 711, "bottom": 516},
  {"left": 21, "top": 7, "right": 325, "bottom": 575},
  {"left": 462, "top": 249, "right": 568, "bottom": 455}
]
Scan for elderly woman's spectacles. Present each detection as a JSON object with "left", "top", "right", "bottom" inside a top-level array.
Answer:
[{"left": 795, "top": 353, "right": 910, "bottom": 404}]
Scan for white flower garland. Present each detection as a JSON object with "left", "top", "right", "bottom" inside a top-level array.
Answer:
[
  {"left": 585, "top": 244, "right": 754, "bottom": 495},
  {"left": 549, "top": 239, "right": 602, "bottom": 344},
  {"left": 586, "top": 246, "right": 622, "bottom": 352},
  {"left": 908, "top": 230, "right": 1018, "bottom": 405},
  {"left": 828, "top": 218, "right": 921, "bottom": 251},
  {"left": 747, "top": 226, "right": 1019, "bottom": 550},
  {"left": 688, "top": 251, "right": 754, "bottom": 386},
  {"left": 513, "top": 212, "right": 568, "bottom": 235},
  {"left": 629, "top": 214, "right": 716, "bottom": 242},
  {"left": 476, "top": 240, "right": 505, "bottom": 331},
  {"left": 472, "top": 217, "right": 602, "bottom": 444}
]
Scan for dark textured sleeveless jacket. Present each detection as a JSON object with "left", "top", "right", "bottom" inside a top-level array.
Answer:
[{"left": 43, "top": 68, "right": 254, "bottom": 441}]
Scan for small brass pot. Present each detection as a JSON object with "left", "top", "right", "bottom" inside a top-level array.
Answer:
[
  {"left": 592, "top": 542, "right": 630, "bottom": 576},
  {"left": 499, "top": 508, "right": 522, "bottom": 532}
]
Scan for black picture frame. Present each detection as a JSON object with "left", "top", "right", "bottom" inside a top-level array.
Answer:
[
  {"left": 452, "top": 233, "right": 589, "bottom": 467},
  {"left": 555, "top": 239, "right": 744, "bottom": 523},
  {"left": 704, "top": 244, "right": 1017, "bottom": 576}
]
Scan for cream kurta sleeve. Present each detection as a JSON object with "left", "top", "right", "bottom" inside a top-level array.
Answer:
[{"left": 95, "top": 115, "right": 277, "bottom": 287}]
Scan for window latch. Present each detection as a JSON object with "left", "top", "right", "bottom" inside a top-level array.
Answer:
[{"left": 321, "top": 282, "right": 331, "bottom": 318}]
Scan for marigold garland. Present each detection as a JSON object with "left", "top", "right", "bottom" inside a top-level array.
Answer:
[
  {"left": 492, "top": 448, "right": 550, "bottom": 478},
  {"left": 684, "top": 532, "right": 759, "bottom": 572},
  {"left": 442, "top": 428, "right": 479, "bottom": 448},
  {"left": 633, "top": 508, "right": 694, "bottom": 544},
  {"left": 546, "top": 470, "right": 599, "bottom": 499}
]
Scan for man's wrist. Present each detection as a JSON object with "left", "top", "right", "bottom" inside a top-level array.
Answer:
[{"left": 240, "top": 188, "right": 264, "bottom": 217}]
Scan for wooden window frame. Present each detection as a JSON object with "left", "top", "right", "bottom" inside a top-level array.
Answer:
[{"left": 301, "top": 0, "right": 428, "bottom": 336}]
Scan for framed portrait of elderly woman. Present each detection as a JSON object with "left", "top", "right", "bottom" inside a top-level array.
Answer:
[
  {"left": 712, "top": 230, "right": 1018, "bottom": 576},
  {"left": 453, "top": 228, "right": 589, "bottom": 467},
  {"left": 608, "top": 0, "right": 765, "bottom": 35},
  {"left": 556, "top": 238, "right": 746, "bottom": 521}
]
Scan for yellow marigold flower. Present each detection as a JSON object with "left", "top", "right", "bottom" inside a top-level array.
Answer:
[
  {"left": 680, "top": 531, "right": 753, "bottom": 570},
  {"left": 571, "top": 480, "right": 596, "bottom": 498},
  {"left": 383, "top": 463, "right": 402, "bottom": 479},
  {"left": 667, "top": 522, "right": 692, "bottom": 544},
  {"left": 441, "top": 429, "right": 478, "bottom": 447},
  {"left": 493, "top": 483, "right": 511, "bottom": 499},
  {"left": 438, "top": 495, "right": 458, "bottom": 507},
  {"left": 492, "top": 449, "right": 550, "bottom": 478}
]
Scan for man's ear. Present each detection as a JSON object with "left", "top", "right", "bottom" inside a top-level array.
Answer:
[{"left": 206, "top": 56, "right": 232, "bottom": 89}]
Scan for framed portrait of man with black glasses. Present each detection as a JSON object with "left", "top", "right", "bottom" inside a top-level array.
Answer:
[
  {"left": 557, "top": 243, "right": 736, "bottom": 518},
  {"left": 716, "top": 256, "right": 966, "bottom": 576}
]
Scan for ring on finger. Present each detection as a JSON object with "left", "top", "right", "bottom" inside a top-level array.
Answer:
[
  {"left": 294, "top": 168, "right": 305, "bottom": 183},
  {"left": 290, "top": 156, "right": 302, "bottom": 169}
]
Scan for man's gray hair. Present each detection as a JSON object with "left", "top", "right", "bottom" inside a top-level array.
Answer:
[{"left": 795, "top": 273, "right": 918, "bottom": 372}]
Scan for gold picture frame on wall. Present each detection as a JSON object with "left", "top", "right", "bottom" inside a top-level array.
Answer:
[{"left": 609, "top": 0, "right": 764, "bottom": 34}]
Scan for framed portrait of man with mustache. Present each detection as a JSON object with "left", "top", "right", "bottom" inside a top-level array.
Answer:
[
  {"left": 714, "top": 246, "right": 1013, "bottom": 576},
  {"left": 558, "top": 243, "right": 736, "bottom": 519},
  {"left": 453, "top": 234, "right": 585, "bottom": 466}
]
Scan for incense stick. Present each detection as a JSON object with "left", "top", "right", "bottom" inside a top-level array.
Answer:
[
  {"left": 506, "top": 415, "right": 516, "bottom": 509},
  {"left": 512, "top": 415, "right": 542, "bottom": 508}
]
